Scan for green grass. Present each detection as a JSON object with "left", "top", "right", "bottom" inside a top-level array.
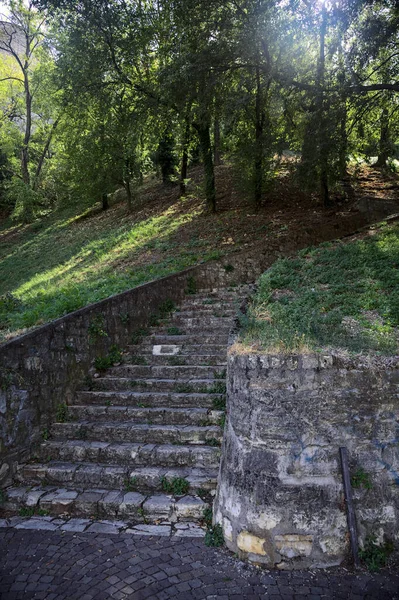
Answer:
[
  {"left": 241, "top": 222, "right": 399, "bottom": 355},
  {"left": 0, "top": 200, "right": 216, "bottom": 341}
]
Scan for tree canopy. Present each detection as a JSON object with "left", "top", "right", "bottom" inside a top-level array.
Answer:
[{"left": 0, "top": 0, "right": 397, "bottom": 219}]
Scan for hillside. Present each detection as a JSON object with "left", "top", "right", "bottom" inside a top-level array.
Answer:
[
  {"left": 241, "top": 219, "right": 399, "bottom": 355},
  {"left": 1, "top": 164, "right": 398, "bottom": 343}
]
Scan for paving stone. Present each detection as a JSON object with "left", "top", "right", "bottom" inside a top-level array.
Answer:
[
  {"left": 86, "top": 521, "right": 125, "bottom": 534},
  {"left": 126, "top": 525, "right": 172, "bottom": 537},
  {"left": 14, "top": 518, "right": 59, "bottom": 531}
]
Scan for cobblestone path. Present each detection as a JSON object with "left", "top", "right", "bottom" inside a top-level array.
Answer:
[{"left": 1, "top": 529, "right": 398, "bottom": 600}]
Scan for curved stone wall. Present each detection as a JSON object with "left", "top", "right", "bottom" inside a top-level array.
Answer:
[{"left": 214, "top": 352, "right": 399, "bottom": 569}]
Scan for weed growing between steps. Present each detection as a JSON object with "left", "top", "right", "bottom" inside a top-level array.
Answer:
[
  {"left": 124, "top": 477, "right": 138, "bottom": 492},
  {"left": 161, "top": 477, "right": 190, "bottom": 496},
  {"left": 242, "top": 221, "right": 399, "bottom": 354},
  {"left": 19, "top": 507, "right": 48, "bottom": 517},
  {"left": 56, "top": 403, "right": 69, "bottom": 423},
  {"left": 94, "top": 345, "right": 123, "bottom": 371},
  {"left": 203, "top": 507, "right": 224, "bottom": 548}
]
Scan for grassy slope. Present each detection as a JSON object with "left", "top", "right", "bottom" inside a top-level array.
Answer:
[
  {"left": 0, "top": 163, "right": 397, "bottom": 344},
  {"left": 242, "top": 221, "right": 399, "bottom": 355},
  {"left": 0, "top": 166, "right": 279, "bottom": 341}
]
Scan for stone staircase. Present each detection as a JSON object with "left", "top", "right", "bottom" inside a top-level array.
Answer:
[{"left": 2, "top": 287, "right": 247, "bottom": 531}]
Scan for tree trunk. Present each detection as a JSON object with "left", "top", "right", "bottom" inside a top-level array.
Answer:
[
  {"left": 33, "top": 115, "right": 61, "bottom": 190},
  {"left": 338, "top": 101, "right": 348, "bottom": 178},
  {"left": 196, "top": 122, "right": 216, "bottom": 212},
  {"left": 102, "top": 193, "right": 109, "bottom": 210},
  {"left": 21, "top": 75, "right": 32, "bottom": 186},
  {"left": 376, "top": 107, "right": 390, "bottom": 168},
  {"left": 124, "top": 179, "right": 133, "bottom": 211},
  {"left": 317, "top": 5, "right": 330, "bottom": 207},
  {"left": 214, "top": 117, "right": 221, "bottom": 167},
  {"left": 254, "top": 66, "right": 264, "bottom": 210},
  {"left": 180, "top": 114, "right": 191, "bottom": 196}
]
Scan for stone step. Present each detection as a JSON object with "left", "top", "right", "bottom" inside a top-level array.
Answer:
[
  {"left": 173, "top": 308, "right": 236, "bottom": 318},
  {"left": 146, "top": 333, "right": 229, "bottom": 345},
  {"left": 129, "top": 354, "right": 227, "bottom": 366},
  {"left": 87, "top": 377, "right": 224, "bottom": 393},
  {"left": 51, "top": 422, "right": 222, "bottom": 445},
  {"left": 180, "top": 296, "right": 244, "bottom": 308},
  {"left": 129, "top": 344, "right": 227, "bottom": 356},
  {"left": 68, "top": 405, "right": 223, "bottom": 426},
  {"left": 107, "top": 364, "right": 228, "bottom": 379},
  {"left": 153, "top": 322, "right": 232, "bottom": 334},
  {"left": 19, "top": 462, "right": 218, "bottom": 492},
  {"left": 40, "top": 441, "right": 221, "bottom": 468},
  {"left": 74, "top": 390, "right": 225, "bottom": 409},
  {"left": 3, "top": 486, "right": 208, "bottom": 522}
]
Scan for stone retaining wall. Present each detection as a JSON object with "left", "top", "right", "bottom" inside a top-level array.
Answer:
[
  {"left": 0, "top": 210, "right": 384, "bottom": 488},
  {"left": 214, "top": 352, "right": 399, "bottom": 568}
]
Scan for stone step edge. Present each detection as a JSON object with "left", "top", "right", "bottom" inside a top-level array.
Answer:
[
  {"left": 0, "top": 516, "right": 205, "bottom": 537},
  {"left": 2, "top": 488, "right": 208, "bottom": 524}
]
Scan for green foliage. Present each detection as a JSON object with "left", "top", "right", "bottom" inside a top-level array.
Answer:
[
  {"left": 202, "top": 507, "right": 224, "bottom": 547},
  {"left": 359, "top": 537, "right": 394, "bottom": 572},
  {"left": 208, "top": 382, "right": 226, "bottom": 394},
  {"left": 351, "top": 468, "right": 372, "bottom": 490},
  {"left": 124, "top": 476, "right": 138, "bottom": 492},
  {"left": 243, "top": 222, "right": 399, "bottom": 354},
  {"left": 161, "top": 476, "right": 190, "bottom": 496},
  {"left": 218, "top": 414, "right": 226, "bottom": 429},
  {"left": 83, "top": 375, "right": 94, "bottom": 391},
  {"left": 120, "top": 312, "right": 130, "bottom": 325},
  {"left": 19, "top": 507, "right": 49, "bottom": 517},
  {"left": 88, "top": 315, "right": 108, "bottom": 340},
  {"left": 167, "top": 327, "right": 184, "bottom": 336},
  {"left": 56, "top": 403, "right": 69, "bottom": 423},
  {"left": 131, "top": 328, "right": 149, "bottom": 345},
  {"left": 212, "top": 396, "right": 226, "bottom": 411},
  {"left": 8, "top": 179, "right": 41, "bottom": 224},
  {"left": 214, "top": 369, "right": 226, "bottom": 380},
  {"left": 94, "top": 345, "right": 123, "bottom": 371},
  {"left": 197, "top": 488, "right": 208, "bottom": 501},
  {"left": 159, "top": 299, "right": 176, "bottom": 317},
  {"left": 204, "top": 524, "right": 224, "bottom": 548},
  {"left": 207, "top": 438, "right": 221, "bottom": 447},
  {"left": 203, "top": 507, "right": 213, "bottom": 528},
  {"left": 0, "top": 368, "right": 14, "bottom": 391},
  {"left": 185, "top": 276, "right": 197, "bottom": 295},
  {"left": 42, "top": 428, "right": 50, "bottom": 441},
  {"left": 224, "top": 264, "right": 234, "bottom": 273}
]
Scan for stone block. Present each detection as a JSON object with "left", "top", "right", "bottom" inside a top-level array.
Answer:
[
  {"left": 119, "top": 492, "right": 146, "bottom": 518},
  {"left": 175, "top": 495, "right": 206, "bottom": 520},
  {"left": 274, "top": 534, "right": 313, "bottom": 558},
  {"left": 143, "top": 495, "right": 172, "bottom": 519},
  {"left": 237, "top": 531, "right": 268, "bottom": 556}
]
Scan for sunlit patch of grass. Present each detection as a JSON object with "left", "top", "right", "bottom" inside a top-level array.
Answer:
[
  {"left": 0, "top": 198, "right": 218, "bottom": 340},
  {"left": 242, "top": 222, "right": 399, "bottom": 355}
]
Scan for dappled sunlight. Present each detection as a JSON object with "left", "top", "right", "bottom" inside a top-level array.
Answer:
[{"left": 12, "top": 201, "right": 202, "bottom": 301}]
